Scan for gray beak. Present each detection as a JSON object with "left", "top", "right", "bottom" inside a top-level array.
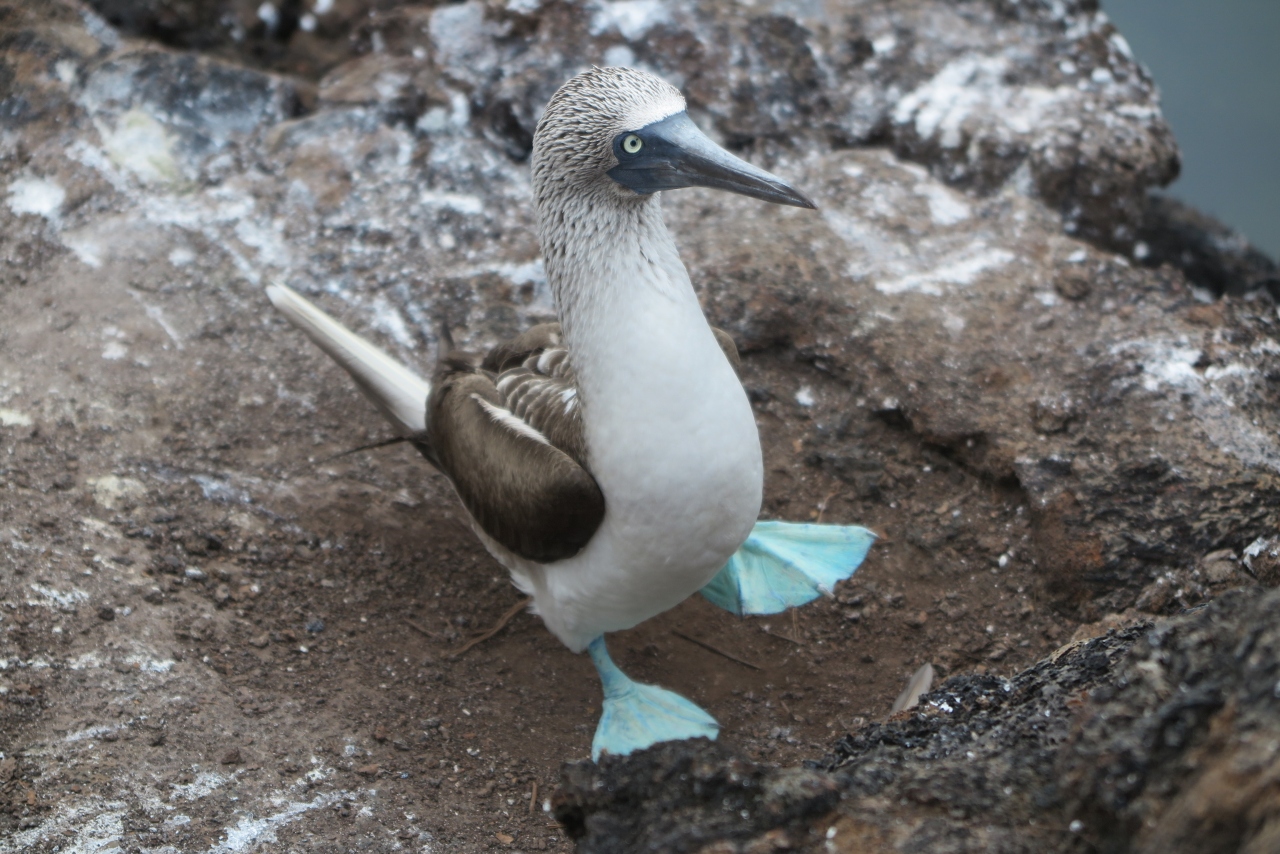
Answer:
[{"left": 607, "top": 112, "right": 816, "bottom": 210}]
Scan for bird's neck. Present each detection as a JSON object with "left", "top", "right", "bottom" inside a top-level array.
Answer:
[
  {"left": 537, "top": 189, "right": 706, "bottom": 370},
  {"left": 534, "top": 187, "right": 734, "bottom": 430},
  {"left": 538, "top": 190, "right": 690, "bottom": 338}
]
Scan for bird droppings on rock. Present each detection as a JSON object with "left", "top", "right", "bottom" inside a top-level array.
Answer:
[{"left": 1, "top": 0, "right": 1276, "bottom": 851}]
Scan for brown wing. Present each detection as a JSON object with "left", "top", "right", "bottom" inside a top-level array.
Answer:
[
  {"left": 425, "top": 353, "right": 602, "bottom": 564},
  {"left": 423, "top": 321, "right": 735, "bottom": 563},
  {"left": 481, "top": 322, "right": 564, "bottom": 373},
  {"left": 485, "top": 320, "right": 737, "bottom": 375},
  {"left": 493, "top": 343, "right": 590, "bottom": 467}
]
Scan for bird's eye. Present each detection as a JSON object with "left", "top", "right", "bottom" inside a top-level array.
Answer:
[{"left": 622, "top": 134, "right": 643, "bottom": 155}]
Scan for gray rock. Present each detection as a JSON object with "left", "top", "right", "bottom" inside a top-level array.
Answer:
[{"left": 2, "top": 0, "right": 1278, "bottom": 850}]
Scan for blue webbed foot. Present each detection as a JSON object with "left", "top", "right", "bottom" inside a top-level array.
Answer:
[
  {"left": 588, "top": 636, "right": 718, "bottom": 761},
  {"left": 701, "top": 520, "right": 876, "bottom": 616}
]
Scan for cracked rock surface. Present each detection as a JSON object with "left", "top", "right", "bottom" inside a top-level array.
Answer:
[{"left": 1, "top": 0, "right": 1277, "bottom": 851}]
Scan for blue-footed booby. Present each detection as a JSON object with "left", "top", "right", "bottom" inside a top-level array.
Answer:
[{"left": 267, "top": 67, "right": 874, "bottom": 760}]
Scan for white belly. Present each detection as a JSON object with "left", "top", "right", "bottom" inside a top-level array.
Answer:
[
  {"left": 488, "top": 197, "right": 766, "bottom": 651},
  {"left": 548, "top": 355, "right": 761, "bottom": 647},
  {"left": 479, "top": 366, "right": 762, "bottom": 651},
  {"left": 499, "top": 275, "right": 763, "bottom": 650},
  {"left": 528, "top": 358, "right": 763, "bottom": 651}
]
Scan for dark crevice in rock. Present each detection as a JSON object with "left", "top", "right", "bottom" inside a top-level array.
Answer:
[{"left": 1137, "top": 193, "right": 1280, "bottom": 299}]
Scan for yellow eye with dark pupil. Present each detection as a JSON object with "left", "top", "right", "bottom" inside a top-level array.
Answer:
[{"left": 622, "top": 134, "right": 643, "bottom": 154}]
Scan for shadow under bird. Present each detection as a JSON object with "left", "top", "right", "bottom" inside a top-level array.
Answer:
[{"left": 267, "top": 67, "right": 875, "bottom": 760}]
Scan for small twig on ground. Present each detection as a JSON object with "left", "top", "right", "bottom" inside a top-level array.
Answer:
[
  {"left": 671, "top": 629, "right": 762, "bottom": 671},
  {"left": 815, "top": 489, "right": 841, "bottom": 524},
  {"left": 449, "top": 597, "right": 533, "bottom": 658},
  {"left": 760, "top": 626, "right": 805, "bottom": 647},
  {"left": 889, "top": 662, "right": 935, "bottom": 716},
  {"left": 404, "top": 619, "right": 439, "bottom": 640},
  {"left": 529, "top": 781, "right": 538, "bottom": 815}
]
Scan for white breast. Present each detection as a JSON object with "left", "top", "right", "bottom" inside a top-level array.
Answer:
[{"left": 510, "top": 211, "right": 764, "bottom": 651}]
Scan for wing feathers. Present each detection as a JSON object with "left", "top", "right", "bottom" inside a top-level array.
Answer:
[
  {"left": 265, "top": 307, "right": 741, "bottom": 567},
  {"left": 473, "top": 395, "right": 552, "bottom": 446},
  {"left": 431, "top": 371, "right": 603, "bottom": 563}
]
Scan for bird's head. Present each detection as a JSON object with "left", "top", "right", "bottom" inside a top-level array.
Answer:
[{"left": 531, "top": 67, "right": 815, "bottom": 211}]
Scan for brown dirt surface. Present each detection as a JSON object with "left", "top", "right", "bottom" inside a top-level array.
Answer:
[{"left": 2, "top": 1, "right": 1277, "bottom": 852}]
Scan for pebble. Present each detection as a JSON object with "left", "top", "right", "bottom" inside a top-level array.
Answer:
[
  {"left": 905, "top": 611, "right": 928, "bottom": 629},
  {"left": 97, "top": 606, "right": 115, "bottom": 621},
  {"left": 221, "top": 748, "right": 242, "bottom": 765}
]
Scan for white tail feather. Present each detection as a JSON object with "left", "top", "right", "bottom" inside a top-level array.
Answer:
[{"left": 266, "top": 284, "right": 430, "bottom": 435}]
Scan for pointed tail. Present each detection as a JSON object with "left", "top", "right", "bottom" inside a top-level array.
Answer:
[{"left": 265, "top": 283, "right": 431, "bottom": 435}]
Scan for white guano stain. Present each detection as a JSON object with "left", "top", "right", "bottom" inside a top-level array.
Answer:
[
  {"left": 128, "top": 290, "right": 185, "bottom": 349},
  {"left": 124, "top": 654, "right": 176, "bottom": 673},
  {"left": 28, "top": 583, "right": 91, "bottom": 609},
  {"left": 7, "top": 176, "right": 66, "bottom": 219},
  {"left": 420, "top": 190, "right": 484, "bottom": 215},
  {"left": 65, "top": 725, "right": 119, "bottom": 743},
  {"left": 590, "top": 0, "right": 672, "bottom": 41},
  {"left": 0, "top": 799, "right": 127, "bottom": 854},
  {"left": 874, "top": 246, "right": 1015, "bottom": 296},
  {"left": 211, "top": 792, "right": 347, "bottom": 853},
  {"left": 171, "top": 770, "right": 231, "bottom": 801},
  {"left": 1111, "top": 337, "right": 1280, "bottom": 472},
  {"left": 370, "top": 295, "right": 416, "bottom": 349},
  {"left": 97, "top": 109, "right": 183, "bottom": 186},
  {"left": 88, "top": 474, "right": 147, "bottom": 510},
  {"left": 0, "top": 408, "right": 33, "bottom": 427},
  {"left": 892, "top": 55, "right": 1072, "bottom": 148},
  {"left": 915, "top": 182, "right": 971, "bottom": 226},
  {"left": 1, "top": 782, "right": 363, "bottom": 854}
]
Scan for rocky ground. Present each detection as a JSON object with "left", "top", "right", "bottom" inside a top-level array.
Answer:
[
  {"left": 1, "top": 1, "right": 1277, "bottom": 852},
  {"left": 557, "top": 585, "right": 1280, "bottom": 854}
]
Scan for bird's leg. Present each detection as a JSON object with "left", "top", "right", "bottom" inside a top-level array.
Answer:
[
  {"left": 700, "top": 521, "right": 877, "bottom": 616},
  {"left": 586, "top": 635, "right": 718, "bottom": 762}
]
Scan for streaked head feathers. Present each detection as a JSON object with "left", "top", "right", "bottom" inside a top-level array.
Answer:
[{"left": 532, "top": 67, "right": 685, "bottom": 196}]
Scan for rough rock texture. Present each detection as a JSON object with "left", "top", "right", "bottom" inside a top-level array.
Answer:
[
  {"left": 557, "top": 587, "right": 1280, "bottom": 853},
  {"left": 90, "top": 0, "right": 1183, "bottom": 252},
  {"left": 1137, "top": 193, "right": 1280, "bottom": 299},
  {"left": 553, "top": 741, "right": 842, "bottom": 854},
  {"left": 2, "top": 0, "right": 1278, "bottom": 851}
]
